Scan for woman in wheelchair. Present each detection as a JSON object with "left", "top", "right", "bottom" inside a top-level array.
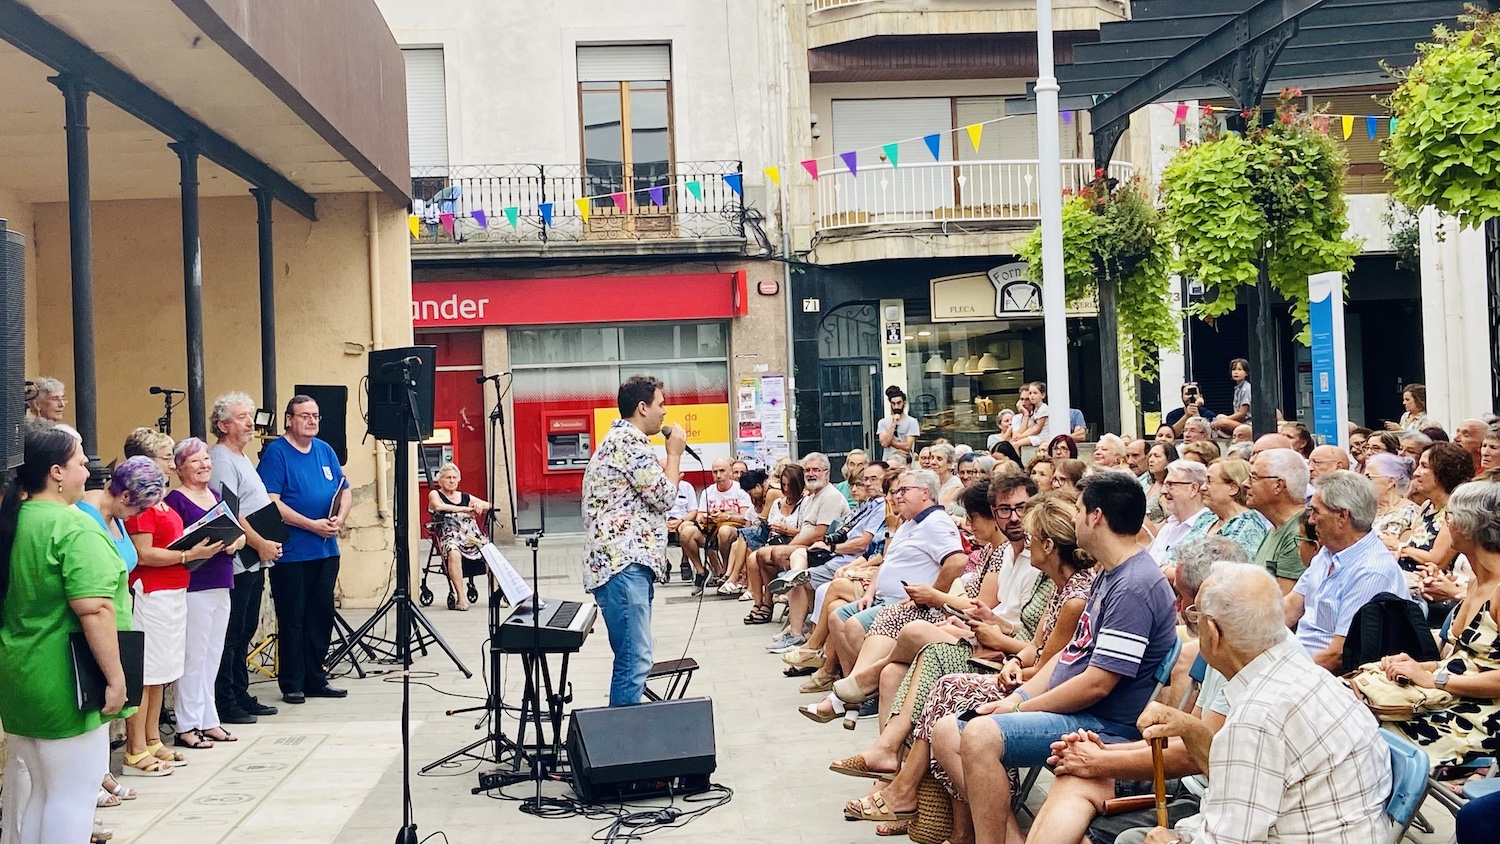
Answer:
[{"left": 428, "top": 462, "right": 491, "bottom": 611}]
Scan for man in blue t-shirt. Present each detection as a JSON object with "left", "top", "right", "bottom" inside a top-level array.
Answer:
[
  {"left": 258, "top": 395, "right": 352, "bottom": 704},
  {"left": 931, "top": 471, "right": 1178, "bottom": 844}
]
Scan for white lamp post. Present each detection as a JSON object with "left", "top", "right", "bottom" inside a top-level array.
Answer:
[{"left": 1035, "top": 0, "right": 1071, "bottom": 440}]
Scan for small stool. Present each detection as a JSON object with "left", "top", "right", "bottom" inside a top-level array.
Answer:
[{"left": 643, "top": 657, "right": 699, "bottom": 701}]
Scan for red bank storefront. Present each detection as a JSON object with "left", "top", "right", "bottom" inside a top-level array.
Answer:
[{"left": 413, "top": 271, "right": 749, "bottom": 533}]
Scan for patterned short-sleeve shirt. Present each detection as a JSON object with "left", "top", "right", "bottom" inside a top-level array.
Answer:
[{"left": 581, "top": 419, "right": 677, "bottom": 592}]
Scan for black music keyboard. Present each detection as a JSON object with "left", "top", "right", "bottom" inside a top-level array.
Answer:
[{"left": 497, "top": 598, "right": 597, "bottom": 654}]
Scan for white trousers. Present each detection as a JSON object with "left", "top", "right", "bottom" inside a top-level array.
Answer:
[
  {"left": 1, "top": 725, "right": 108, "bottom": 844},
  {"left": 177, "top": 588, "right": 231, "bottom": 732},
  {"left": 812, "top": 581, "right": 832, "bottom": 620}
]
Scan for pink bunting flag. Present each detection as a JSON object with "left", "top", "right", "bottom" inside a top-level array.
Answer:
[
  {"left": 439, "top": 213, "right": 455, "bottom": 236},
  {"left": 611, "top": 192, "right": 629, "bottom": 212},
  {"left": 839, "top": 151, "right": 858, "bottom": 176},
  {"left": 1173, "top": 103, "right": 1189, "bottom": 125},
  {"left": 801, "top": 159, "right": 819, "bottom": 181}
]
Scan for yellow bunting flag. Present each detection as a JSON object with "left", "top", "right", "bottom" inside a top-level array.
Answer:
[
  {"left": 1341, "top": 114, "right": 1354, "bottom": 140},
  {"left": 574, "top": 198, "right": 590, "bottom": 222},
  {"left": 764, "top": 166, "right": 781, "bottom": 187},
  {"left": 407, "top": 215, "right": 420, "bottom": 238},
  {"left": 966, "top": 123, "right": 983, "bottom": 152}
]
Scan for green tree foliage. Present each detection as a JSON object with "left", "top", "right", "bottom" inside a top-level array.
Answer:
[
  {"left": 1160, "top": 92, "right": 1360, "bottom": 342},
  {"left": 1018, "top": 175, "right": 1177, "bottom": 385},
  {"left": 1385, "top": 6, "right": 1500, "bottom": 228}
]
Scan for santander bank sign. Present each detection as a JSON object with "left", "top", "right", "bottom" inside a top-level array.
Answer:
[{"left": 410, "top": 273, "right": 746, "bottom": 329}]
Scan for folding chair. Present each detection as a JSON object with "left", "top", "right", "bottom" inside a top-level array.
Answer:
[
  {"left": 1013, "top": 636, "right": 1184, "bottom": 816},
  {"left": 643, "top": 658, "right": 701, "bottom": 701},
  {"left": 1383, "top": 729, "right": 1437, "bottom": 844}
]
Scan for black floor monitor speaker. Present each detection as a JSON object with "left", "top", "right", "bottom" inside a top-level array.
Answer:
[
  {"left": 1, "top": 220, "right": 25, "bottom": 471},
  {"left": 366, "top": 346, "right": 436, "bottom": 441},
  {"left": 567, "top": 697, "right": 716, "bottom": 803},
  {"left": 293, "top": 384, "right": 348, "bottom": 466}
]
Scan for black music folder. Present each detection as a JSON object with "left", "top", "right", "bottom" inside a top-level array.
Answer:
[
  {"left": 167, "top": 501, "right": 244, "bottom": 567},
  {"left": 70, "top": 629, "right": 145, "bottom": 711}
]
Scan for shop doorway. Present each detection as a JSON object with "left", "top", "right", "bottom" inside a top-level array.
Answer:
[{"left": 818, "top": 303, "right": 882, "bottom": 474}]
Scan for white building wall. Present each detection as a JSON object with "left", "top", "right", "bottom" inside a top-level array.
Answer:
[{"left": 1419, "top": 208, "right": 1493, "bottom": 425}]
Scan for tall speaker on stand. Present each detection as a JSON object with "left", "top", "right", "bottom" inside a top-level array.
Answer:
[{"left": 1, "top": 220, "right": 26, "bottom": 472}]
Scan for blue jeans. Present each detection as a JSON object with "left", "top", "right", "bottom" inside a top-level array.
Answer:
[
  {"left": 956, "top": 710, "right": 1139, "bottom": 767},
  {"left": 594, "top": 563, "right": 656, "bottom": 707}
]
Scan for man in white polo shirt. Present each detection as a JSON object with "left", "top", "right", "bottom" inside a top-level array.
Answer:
[{"left": 677, "top": 457, "right": 753, "bottom": 595}]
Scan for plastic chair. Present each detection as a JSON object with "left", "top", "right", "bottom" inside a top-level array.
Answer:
[
  {"left": 1014, "top": 636, "right": 1184, "bottom": 816},
  {"left": 1382, "top": 729, "right": 1435, "bottom": 844}
]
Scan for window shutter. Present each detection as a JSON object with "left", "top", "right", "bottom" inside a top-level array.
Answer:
[
  {"left": 403, "top": 49, "right": 449, "bottom": 169},
  {"left": 576, "top": 45, "right": 672, "bottom": 82},
  {"left": 954, "top": 98, "right": 1079, "bottom": 161},
  {"left": 830, "top": 98, "right": 953, "bottom": 168}
]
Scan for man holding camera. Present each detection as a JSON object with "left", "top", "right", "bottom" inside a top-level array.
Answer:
[
  {"left": 1164, "top": 383, "right": 1216, "bottom": 437},
  {"left": 877, "top": 386, "right": 920, "bottom": 463}
]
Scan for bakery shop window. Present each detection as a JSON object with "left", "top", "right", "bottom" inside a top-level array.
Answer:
[{"left": 904, "top": 319, "right": 1038, "bottom": 452}]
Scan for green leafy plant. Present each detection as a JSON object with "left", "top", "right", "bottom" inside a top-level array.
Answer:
[
  {"left": 1160, "top": 91, "right": 1360, "bottom": 342},
  {"left": 1381, "top": 198, "right": 1421, "bottom": 271},
  {"left": 1385, "top": 5, "right": 1500, "bottom": 228},
  {"left": 1018, "top": 174, "right": 1177, "bottom": 386}
]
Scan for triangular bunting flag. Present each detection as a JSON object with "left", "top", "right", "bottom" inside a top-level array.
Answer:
[
  {"left": 471, "top": 208, "right": 487, "bottom": 228},
  {"left": 965, "top": 124, "right": 983, "bottom": 152},
  {"left": 574, "top": 198, "right": 591, "bottom": 221},
  {"left": 504, "top": 207, "right": 519, "bottom": 229},
  {"left": 1389, "top": 116, "right": 1397, "bottom": 134},
  {"left": 408, "top": 215, "right": 420, "bottom": 238},
  {"left": 686, "top": 180, "right": 703, "bottom": 201},
  {"left": 1366, "top": 116, "right": 1378, "bottom": 140},
  {"left": 1341, "top": 114, "right": 1354, "bottom": 140},
  {"left": 611, "top": 192, "right": 629, "bottom": 212},
  {"left": 1062, "top": 111, "right": 1073, "bottom": 124},
  {"left": 648, "top": 185, "right": 666, "bottom": 206},
  {"left": 923, "top": 134, "right": 941, "bottom": 161},
  {"left": 1173, "top": 103, "right": 1188, "bottom": 125},
  {"left": 439, "top": 213, "right": 455, "bottom": 236},
  {"left": 839, "top": 151, "right": 858, "bottom": 176},
  {"left": 764, "top": 166, "right": 781, "bottom": 187},
  {"left": 724, "top": 173, "right": 743, "bottom": 196},
  {"left": 801, "top": 159, "right": 820, "bottom": 181},
  {"left": 882, "top": 143, "right": 900, "bottom": 169},
  {"left": 538, "top": 203, "right": 553, "bottom": 227}
]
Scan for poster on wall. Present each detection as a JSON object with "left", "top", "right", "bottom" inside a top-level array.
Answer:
[
  {"left": 738, "top": 418, "right": 763, "bottom": 441},
  {"left": 738, "top": 385, "right": 758, "bottom": 412}
]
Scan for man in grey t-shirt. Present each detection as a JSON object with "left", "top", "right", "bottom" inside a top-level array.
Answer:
[
  {"left": 877, "top": 387, "right": 920, "bottom": 462},
  {"left": 207, "top": 392, "right": 284, "bottom": 724}
]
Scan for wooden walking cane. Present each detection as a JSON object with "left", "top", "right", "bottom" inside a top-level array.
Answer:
[{"left": 1151, "top": 736, "right": 1169, "bottom": 828}]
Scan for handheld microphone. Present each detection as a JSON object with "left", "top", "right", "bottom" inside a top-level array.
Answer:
[
  {"left": 661, "top": 424, "right": 701, "bottom": 462},
  {"left": 474, "top": 371, "right": 511, "bottom": 384},
  {"left": 149, "top": 386, "right": 186, "bottom": 395}
]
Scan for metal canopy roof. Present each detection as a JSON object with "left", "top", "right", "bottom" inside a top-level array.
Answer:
[{"left": 1008, "top": 0, "right": 1485, "bottom": 161}]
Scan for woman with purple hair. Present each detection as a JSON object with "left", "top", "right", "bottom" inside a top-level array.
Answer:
[
  {"left": 164, "top": 438, "right": 244, "bottom": 748},
  {"left": 78, "top": 457, "right": 169, "bottom": 576}
]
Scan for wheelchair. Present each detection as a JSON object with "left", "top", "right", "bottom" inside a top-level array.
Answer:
[{"left": 418, "top": 516, "right": 483, "bottom": 610}]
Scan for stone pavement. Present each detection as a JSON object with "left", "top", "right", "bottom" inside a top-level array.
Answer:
[{"left": 103, "top": 536, "right": 1458, "bottom": 844}]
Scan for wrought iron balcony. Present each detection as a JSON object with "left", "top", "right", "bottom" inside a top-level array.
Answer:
[
  {"left": 410, "top": 162, "right": 745, "bottom": 248},
  {"left": 813, "top": 158, "right": 1134, "bottom": 231}
]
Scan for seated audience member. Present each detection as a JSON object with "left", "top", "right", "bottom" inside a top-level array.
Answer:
[
  {"left": 1178, "top": 440, "right": 1221, "bottom": 467},
  {"left": 1204, "top": 458, "right": 1271, "bottom": 558},
  {"left": 1287, "top": 470, "right": 1409, "bottom": 671},
  {"left": 930, "top": 444, "right": 962, "bottom": 507},
  {"left": 1349, "top": 426, "right": 1373, "bottom": 471},
  {"left": 1147, "top": 460, "right": 1216, "bottom": 566},
  {"left": 1283, "top": 422, "right": 1314, "bottom": 458},
  {"left": 1051, "top": 458, "right": 1086, "bottom": 495},
  {"left": 1363, "top": 430, "right": 1403, "bottom": 460},
  {"left": 1142, "top": 443, "right": 1178, "bottom": 526},
  {"left": 1124, "top": 438, "right": 1150, "bottom": 481},
  {"left": 1458, "top": 789, "right": 1500, "bottom": 844},
  {"left": 677, "top": 457, "right": 753, "bottom": 595},
  {"left": 665, "top": 474, "right": 695, "bottom": 579},
  {"left": 929, "top": 472, "right": 1178, "bottom": 844},
  {"left": 840, "top": 492, "right": 1093, "bottom": 832},
  {"left": 1029, "top": 455, "right": 1055, "bottom": 490},
  {"left": 987, "top": 409, "right": 1016, "bottom": 450},
  {"left": 742, "top": 464, "right": 806, "bottom": 624},
  {"left": 720, "top": 468, "right": 776, "bottom": 595},
  {"left": 956, "top": 453, "right": 985, "bottom": 489},
  {"left": 1224, "top": 442, "right": 1253, "bottom": 462},
  {"left": 757, "top": 455, "right": 850, "bottom": 643},
  {"left": 1400, "top": 430, "right": 1434, "bottom": 462},
  {"left": 1454, "top": 419, "right": 1486, "bottom": 469},
  {"left": 1307, "top": 444, "right": 1350, "bottom": 481},
  {"left": 1181, "top": 416, "right": 1212, "bottom": 446},
  {"left": 1027, "top": 538, "right": 1256, "bottom": 844},
  {"left": 427, "top": 462, "right": 490, "bottom": 611},
  {"left": 1068, "top": 408, "right": 1088, "bottom": 442},
  {"left": 1049, "top": 435, "right": 1079, "bottom": 461},
  {"left": 1250, "top": 432, "right": 1295, "bottom": 456},
  {"left": 1382, "top": 481, "right": 1500, "bottom": 767},
  {"left": 1231, "top": 424, "right": 1253, "bottom": 444},
  {"left": 1481, "top": 422, "right": 1500, "bottom": 473},
  {"left": 1399, "top": 441, "right": 1475, "bottom": 573},
  {"left": 1117, "top": 564, "right": 1395, "bottom": 844},
  {"left": 25, "top": 376, "right": 67, "bottom": 421},
  {"left": 1248, "top": 448, "right": 1310, "bottom": 594},
  {"left": 1154, "top": 424, "right": 1177, "bottom": 447},
  {"left": 1091, "top": 434, "right": 1127, "bottom": 470},
  {"left": 1365, "top": 452, "right": 1421, "bottom": 556},
  {"left": 835, "top": 450, "right": 868, "bottom": 506},
  {"left": 991, "top": 441, "right": 1023, "bottom": 472},
  {"left": 799, "top": 469, "right": 965, "bottom": 717}
]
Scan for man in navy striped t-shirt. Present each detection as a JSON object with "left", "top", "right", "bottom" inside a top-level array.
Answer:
[{"left": 931, "top": 471, "right": 1178, "bottom": 844}]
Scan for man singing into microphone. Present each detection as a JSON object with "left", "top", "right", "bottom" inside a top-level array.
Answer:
[{"left": 582, "top": 375, "right": 687, "bottom": 706}]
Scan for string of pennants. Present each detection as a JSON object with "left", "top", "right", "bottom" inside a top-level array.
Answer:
[{"left": 411, "top": 102, "right": 1395, "bottom": 237}]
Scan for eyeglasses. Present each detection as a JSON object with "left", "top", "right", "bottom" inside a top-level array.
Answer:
[
  {"left": 1162, "top": 480, "right": 1199, "bottom": 488},
  {"left": 992, "top": 503, "right": 1024, "bottom": 519},
  {"left": 891, "top": 485, "right": 924, "bottom": 497},
  {"left": 1247, "top": 472, "right": 1282, "bottom": 484},
  {"left": 1181, "top": 604, "right": 1201, "bottom": 625},
  {"left": 1293, "top": 535, "right": 1318, "bottom": 545},
  {"left": 293, "top": 413, "right": 321, "bottom": 421}
]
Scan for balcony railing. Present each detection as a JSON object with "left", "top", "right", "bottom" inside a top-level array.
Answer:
[
  {"left": 811, "top": 0, "right": 869, "bottom": 9},
  {"left": 410, "top": 161, "right": 744, "bottom": 246},
  {"left": 814, "top": 158, "right": 1135, "bottom": 231}
]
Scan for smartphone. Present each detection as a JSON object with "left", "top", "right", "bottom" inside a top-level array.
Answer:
[
  {"left": 900, "top": 580, "right": 910, "bottom": 588},
  {"left": 942, "top": 604, "right": 968, "bottom": 619},
  {"left": 956, "top": 708, "right": 982, "bottom": 723}
]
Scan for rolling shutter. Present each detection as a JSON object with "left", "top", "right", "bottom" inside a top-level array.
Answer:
[
  {"left": 831, "top": 97, "right": 953, "bottom": 169},
  {"left": 576, "top": 45, "right": 672, "bottom": 82},
  {"left": 403, "top": 49, "right": 449, "bottom": 169}
]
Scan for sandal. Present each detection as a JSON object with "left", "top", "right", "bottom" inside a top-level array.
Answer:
[
  {"left": 96, "top": 788, "right": 121, "bottom": 808},
  {"left": 875, "top": 820, "right": 911, "bottom": 836},
  {"left": 200, "top": 727, "right": 237, "bottom": 742},
  {"left": 783, "top": 665, "right": 815, "bottom": 677},
  {"left": 121, "top": 750, "right": 173, "bottom": 777},
  {"left": 830, "top": 754, "right": 897, "bottom": 780},
  {"left": 743, "top": 606, "right": 773, "bottom": 625},
  {"left": 102, "top": 773, "right": 136, "bottom": 801},
  {"left": 716, "top": 581, "right": 741, "bottom": 596},
  {"left": 798, "top": 692, "right": 847, "bottom": 724},
  {"left": 174, "top": 730, "right": 215, "bottom": 749},
  {"left": 93, "top": 819, "right": 114, "bottom": 843},
  {"left": 148, "top": 741, "right": 187, "bottom": 765},
  {"left": 844, "top": 791, "right": 917, "bottom": 822},
  {"left": 800, "top": 673, "right": 836, "bottom": 694},
  {"left": 737, "top": 590, "right": 753, "bottom": 601},
  {"left": 833, "top": 676, "right": 870, "bottom": 706}
]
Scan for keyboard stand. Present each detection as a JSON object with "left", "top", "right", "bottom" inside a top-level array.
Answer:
[{"left": 511, "top": 649, "right": 571, "bottom": 778}]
